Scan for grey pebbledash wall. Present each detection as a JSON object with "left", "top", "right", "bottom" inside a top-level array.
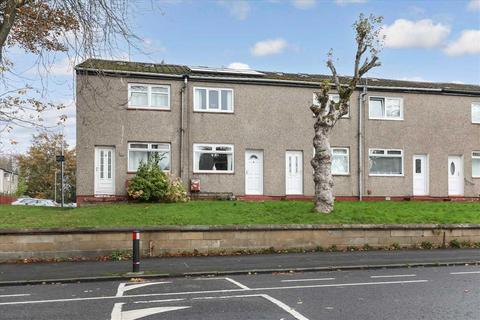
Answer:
[{"left": 1, "top": 224, "right": 480, "bottom": 261}]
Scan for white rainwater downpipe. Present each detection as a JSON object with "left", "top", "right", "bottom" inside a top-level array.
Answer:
[{"left": 358, "top": 85, "right": 367, "bottom": 201}]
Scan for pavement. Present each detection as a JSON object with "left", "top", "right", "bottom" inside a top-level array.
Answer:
[
  {"left": 0, "top": 248, "right": 479, "bottom": 285},
  {"left": 0, "top": 265, "right": 479, "bottom": 319}
]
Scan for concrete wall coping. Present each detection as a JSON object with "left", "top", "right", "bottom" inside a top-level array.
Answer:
[{"left": 1, "top": 224, "right": 480, "bottom": 235}]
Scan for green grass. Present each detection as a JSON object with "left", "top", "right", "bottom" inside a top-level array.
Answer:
[{"left": 0, "top": 200, "right": 479, "bottom": 229}]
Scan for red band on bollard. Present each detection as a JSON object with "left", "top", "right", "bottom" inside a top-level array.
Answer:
[{"left": 132, "top": 231, "right": 140, "bottom": 240}]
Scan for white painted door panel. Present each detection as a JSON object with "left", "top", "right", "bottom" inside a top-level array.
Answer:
[
  {"left": 95, "top": 147, "right": 115, "bottom": 195},
  {"left": 448, "top": 156, "right": 464, "bottom": 196},
  {"left": 413, "top": 155, "right": 428, "bottom": 196},
  {"left": 286, "top": 151, "right": 303, "bottom": 195},
  {"left": 245, "top": 150, "right": 263, "bottom": 195}
]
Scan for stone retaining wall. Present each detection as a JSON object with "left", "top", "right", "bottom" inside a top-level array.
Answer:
[{"left": 1, "top": 224, "right": 479, "bottom": 261}]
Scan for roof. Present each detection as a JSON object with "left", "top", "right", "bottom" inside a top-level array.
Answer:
[{"left": 75, "top": 59, "right": 480, "bottom": 94}]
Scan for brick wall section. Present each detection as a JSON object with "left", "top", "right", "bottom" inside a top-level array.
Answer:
[{"left": 0, "top": 224, "right": 479, "bottom": 260}]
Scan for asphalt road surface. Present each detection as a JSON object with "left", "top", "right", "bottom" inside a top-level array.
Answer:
[{"left": 0, "top": 265, "right": 479, "bottom": 319}]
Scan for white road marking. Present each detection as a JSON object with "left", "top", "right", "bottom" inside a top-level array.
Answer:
[
  {"left": 370, "top": 274, "right": 416, "bottom": 279},
  {"left": 0, "top": 294, "right": 31, "bottom": 298},
  {"left": 450, "top": 271, "right": 480, "bottom": 275},
  {"left": 110, "top": 302, "right": 190, "bottom": 320},
  {"left": 134, "top": 298, "right": 185, "bottom": 304},
  {"left": 281, "top": 278, "right": 336, "bottom": 283},
  {"left": 116, "top": 282, "right": 172, "bottom": 297},
  {"left": 195, "top": 277, "right": 251, "bottom": 290},
  {"left": 193, "top": 294, "right": 309, "bottom": 320},
  {"left": 0, "top": 279, "right": 428, "bottom": 306}
]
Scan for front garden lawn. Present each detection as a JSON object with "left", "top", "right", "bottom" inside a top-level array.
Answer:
[{"left": 0, "top": 200, "right": 479, "bottom": 229}]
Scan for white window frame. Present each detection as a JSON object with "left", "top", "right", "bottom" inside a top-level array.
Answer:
[
  {"left": 368, "top": 148, "right": 404, "bottom": 177},
  {"left": 472, "top": 102, "right": 480, "bottom": 124},
  {"left": 193, "top": 87, "right": 234, "bottom": 113},
  {"left": 193, "top": 143, "right": 234, "bottom": 173},
  {"left": 127, "top": 142, "right": 171, "bottom": 172},
  {"left": 312, "top": 93, "right": 349, "bottom": 118},
  {"left": 331, "top": 147, "right": 350, "bottom": 175},
  {"left": 368, "top": 96, "right": 404, "bottom": 121},
  {"left": 473, "top": 151, "right": 480, "bottom": 178},
  {"left": 128, "top": 83, "right": 171, "bottom": 110}
]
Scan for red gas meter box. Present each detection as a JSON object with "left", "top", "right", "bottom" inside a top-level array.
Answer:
[{"left": 190, "top": 179, "right": 200, "bottom": 192}]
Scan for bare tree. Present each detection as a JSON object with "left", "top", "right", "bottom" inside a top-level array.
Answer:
[
  {"left": 311, "top": 14, "right": 383, "bottom": 214},
  {"left": 0, "top": 0, "right": 142, "bottom": 141}
]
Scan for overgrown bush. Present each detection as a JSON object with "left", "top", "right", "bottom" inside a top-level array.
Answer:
[{"left": 127, "top": 154, "right": 189, "bottom": 203}]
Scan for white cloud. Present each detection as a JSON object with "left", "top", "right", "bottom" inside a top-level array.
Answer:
[
  {"left": 400, "top": 76, "right": 429, "bottom": 82},
  {"left": 292, "top": 0, "right": 316, "bottom": 9},
  {"left": 227, "top": 62, "right": 251, "bottom": 70},
  {"left": 381, "top": 19, "right": 450, "bottom": 48},
  {"left": 49, "top": 56, "right": 75, "bottom": 76},
  {"left": 251, "top": 38, "right": 288, "bottom": 56},
  {"left": 218, "top": 0, "right": 251, "bottom": 20},
  {"left": 335, "top": 0, "right": 367, "bottom": 5},
  {"left": 444, "top": 30, "right": 480, "bottom": 56},
  {"left": 468, "top": 0, "right": 480, "bottom": 11}
]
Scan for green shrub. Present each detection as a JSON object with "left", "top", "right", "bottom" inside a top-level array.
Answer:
[
  {"left": 127, "top": 154, "right": 188, "bottom": 203},
  {"left": 420, "top": 241, "right": 433, "bottom": 249},
  {"left": 449, "top": 239, "right": 461, "bottom": 248}
]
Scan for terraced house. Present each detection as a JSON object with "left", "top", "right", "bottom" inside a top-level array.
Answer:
[{"left": 75, "top": 59, "right": 480, "bottom": 204}]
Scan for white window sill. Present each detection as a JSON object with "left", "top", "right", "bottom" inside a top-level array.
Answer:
[
  {"left": 193, "top": 109, "right": 234, "bottom": 114},
  {"left": 369, "top": 174, "right": 404, "bottom": 177},
  {"left": 128, "top": 106, "right": 170, "bottom": 110},
  {"left": 368, "top": 117, "right": 404, "bottom": 121},
  {"left": 193, "top": 170, "right": 234, "bottom": 174},
  {"left": 333, "top": 173, "right": 350, "bottom": 176}
]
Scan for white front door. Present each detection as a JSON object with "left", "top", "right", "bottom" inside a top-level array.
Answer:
[
  {"left": 245, "top": 150, "right": 263, "bottom": 195},
  {"left": 448, "top": 155, "right": 464, "bottom": 196},
  {"left": 95, "top": 147, "right": 115, "bottom": 195},
  {"left": 413, "top": 155, "right": 428, "bottom": 196},
  {"left": 286, "top": 151, "right": 303, "bottom": 195}
]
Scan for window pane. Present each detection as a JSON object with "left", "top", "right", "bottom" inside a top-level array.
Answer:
[
  {"left": 472, "top": 104, "right": 480, "bottom": 123},
  {"left": 100, "top": 151, "right": 104, "bottom": 178},
  {"left": 107, "top": 151, "right": 112, "bottom": 179},
  {"left": 129, "top": 150, "right": 148, "bottom": 171},
  {"left": 415, "top": 159, "right": 422, "bottom": 174},
  {"left": 151, "top": 86, "right": 168, "bottom": 93},
  {"left": 369, "top": 156, "right": 402, "bottom": 175},
  {"left": 386, "top": 98, "right": 401, "bottom": 118},
  {"left": 130, "top": 92, "right": 148, "bottom": 106},
  {"left": 369, "top": 98, "right": 384, "bottom": 118},
  {"left": 329, "top": 94, "right": 340, "bottom": 103},
  {"left": 130, "top": 143, "right": 148, "bottom": 149},
  {"left": 151, "top": 93, "right": 168, "bottom": 107},
  {"left": 195, "top": 89, "right": 207, "bottom": 110},
  {"left": 209, "top": 90, "right": 219, "bottom": 109},
  {"left": 221, "top": 90, "right": 232, "bottom": 111},
  {"left": 473, "top": 158, "right": 480, "bottom": 177},
  {"left": 387, "top": 150, "right": 402, "bottom": 155},
  {"left": 198, "top": 152, "right": 214, "bottom": 170},
  {"left": 371, "top": 149, "right": 384, "bottom": 155},
  {"left": 332, "top": 154, "right": 348, "bottom": 174},
  {"left": 332, "top": 148, "right": 347, "bottom": 155},
  {"left": 131, "top": 85, "right": 147, "bottom": 92},
  {"left": 149, "top": 151, "right": 170, "bottom": 171},
  {"left": 216, "top": 146, "right": 232, "bottom": 152}
]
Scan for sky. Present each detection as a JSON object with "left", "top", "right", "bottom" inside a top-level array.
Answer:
[{"left": 2, "top": 0, "right": 480, "bottom": 154}]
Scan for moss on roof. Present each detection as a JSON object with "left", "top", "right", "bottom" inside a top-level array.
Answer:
[{"left": 76, "top": 59, "right": 480, "bottom": 93}]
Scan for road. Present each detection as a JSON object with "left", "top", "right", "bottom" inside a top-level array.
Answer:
[{"left": 0, "top": 265, "right": 478, "bottom": 319}]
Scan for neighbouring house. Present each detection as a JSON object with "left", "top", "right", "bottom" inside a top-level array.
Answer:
[
  {"left": 75, "top": 59, "right": 480, "bottom": 204},
  {"left": 0, "top": 167, "right": 18, "bottom": 195}
]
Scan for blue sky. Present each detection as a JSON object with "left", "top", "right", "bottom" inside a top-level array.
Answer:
[{"left": 3, "top": 0, "right": 480, "bottom": 154}]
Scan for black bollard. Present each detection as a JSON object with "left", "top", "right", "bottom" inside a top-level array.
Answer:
[{"left": 132, "top": 231, "right": 140, "bottom": 273}]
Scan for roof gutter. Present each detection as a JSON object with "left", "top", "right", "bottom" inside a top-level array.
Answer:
[{"left": 74, "top": 67, "right": 185, "bottom": 79}]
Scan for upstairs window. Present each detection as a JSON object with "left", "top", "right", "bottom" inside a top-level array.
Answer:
[
  {"left": 128, "top": 84, "right": 170, "bottom": 109},
  {"left": 128, "top": 142, "right": 171, "bottom": 172},
  {"left": 331, "top": 147, "right": 349, "bottom": 175},
  {"left": 369, "top": 97, "right": 403, "bottom": 120},
  {"left": 312, "top": 93, "right": 349, "bottom": 118},
  {"left": 369, "top": 148, "right": 403, "bottom": 176},
  {"left": 194, "top": 87, "right": 233, "bottom": 112},
  {"left": 472, "top": 102, "right": 480, "bottom": 124},
  {"left": 473, "top": 152, "right": 480, "bottom": 178},
  {"left": 193, "top": 144, "right": 234, "bottom": 173}
]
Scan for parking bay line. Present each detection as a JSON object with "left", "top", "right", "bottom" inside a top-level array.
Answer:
[
  {"left": 193, "top": 294, "right": 309, "bottom": 320},
  {"left": 195, "top": 277, "right": 251, "bottom": 290},
  {"left": 450, "top": 271, "right": 480, "bottom": 275},
  {"left": 281, "top": 277, "right": 336, "bottom": 283},
  {"left": 0, "top": 279, "right": 428, "bottom": 306},
  {"left": 370, "top": 274, "right": 416, "bottom": 279},
  {"left": 0, "top": 294, "right": 31, "bottom": 298}
]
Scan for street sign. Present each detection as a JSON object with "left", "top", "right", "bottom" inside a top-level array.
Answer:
[{"left": 56, "top": 155, "right": 65, "bottom": 162}]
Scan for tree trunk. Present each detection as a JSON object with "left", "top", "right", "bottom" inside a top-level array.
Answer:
[{"left": 311, "top": 125, "right": 334, "bottom": 213}]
